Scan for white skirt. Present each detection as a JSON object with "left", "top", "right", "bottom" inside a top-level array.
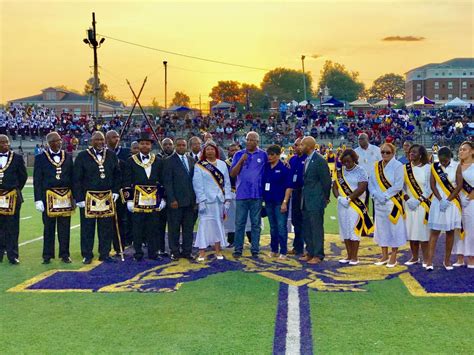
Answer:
[
  {"left": 194, "top": 201, "right": 228, "bottom": 249},
  {"left": 453, "top": 199, "right": 474, "bottom": 256},
  {"left": 428, "top": 198, "right": 462, "bottom": 232},
  {"left": 373, "top": 201, "right": 407, "bottom": 248},
  {"left": 337, "top": 202, "right": 361, "bottom": 241},
  {"left": 405, "top": 205, "right": 430, "bottom": 242}
]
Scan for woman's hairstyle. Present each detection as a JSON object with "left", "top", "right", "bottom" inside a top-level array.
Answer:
[
  {"left": 200, "top": 141, "right": 220, "bottom": 161},
  {"left": 437, "top": 146, "right": 452, "bottom": 159},
  {"left": 380, "top": 142, "right": 396, "bottom": 154},
  {"left": 460, "top": 141, "right": 474, "bottom": 160},
  {"left": 409, "top": 144, "right": 429, "bottom": 165},
  {"left": 340, "top": 149, "right": 359, "bottom": 165},
  {"left": 266, "top": 144, "right": 281, "bottom": 155}
]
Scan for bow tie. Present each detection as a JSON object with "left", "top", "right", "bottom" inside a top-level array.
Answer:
[
  {"left": 142, "top": 155, "right": 150, "bottom": 160},
  {"left": 94, "top": 150, "right": 103, "bottom": 155},
  {"left": 0, "top": 153, "right": 8, "bottom": 157}
]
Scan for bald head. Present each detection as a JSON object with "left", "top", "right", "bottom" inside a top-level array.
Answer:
[
  {"left": 162, "top": 138, "right": 174, "bottom": 155},
  {"left": 294, "top": 137, "right": 303, "bottom": 155},
  {"left": 358, "top": 133, "right": 369, "bottom": 149},
  {"left": 91, "top": 131, "right": 105, "bottom": 150},
  {"left": 0, "top": 134, "right": 10, "bottom": 153},
  {"left": 105, "top": 130, "right": 120, "bottom": 149},
  {"left": 301, "top": 136, "right": 316, "bottom": 155}
]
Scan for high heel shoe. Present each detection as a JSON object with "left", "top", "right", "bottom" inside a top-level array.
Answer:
[
  {"left": 443, "top": 262, "right": 453, "bottom": 271},
  {"left": 404, "top": 258, "right": 420, "bottom": 266},
  {"left": 374, "top": 259, "right": 389, "bottom": 266},
  {"left": 425, "top": 265, "right": 434, "bottom": 271},
  {"left": 386, "top": 261, "right": 398, "bottom": 268},
  {"left": 453, "top": 261, "right": 465, "bottom": 267}
]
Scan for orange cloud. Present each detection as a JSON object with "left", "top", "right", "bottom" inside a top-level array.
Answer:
[{"left": 382, "top": 36, "right": 425, "bottom": 42}]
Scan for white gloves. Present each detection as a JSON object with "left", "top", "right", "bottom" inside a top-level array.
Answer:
[
  {"left": 35, "top": 201, "right": 44, "bottom": 212},
  {"left": 461, "top": 195, "right": 470, "bottom": 208},
  {"left": 158, "top": 200, "right": 166, "bottom": 211},
  {"left": 439, "top": 198, "right": 451, "bottom": 212},
  {"left": 337, "top": 196, "right": 350, "bottom": 208},
  {"left": 77, "top": 201, "right": 85, "bottom": 208},
  {"left": 373, "top": 192, "right": 387, "bottom": 205},
  {"left": 112, "top": 193, "right": 119, "bottom": 202},
  {"left": 406, "top": 198, "right": 420, "bottom": 211},
  {"left": 199, "top": 203, "right": 207, "bottom": 213},
  {"left": 127, "top": 201, "right": 134, "bottom": 212},
  {"left": 224, "top": 201, "right": 231, "bottom": 214}
]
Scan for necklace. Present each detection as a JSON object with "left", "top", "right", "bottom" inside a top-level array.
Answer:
[
  {"left": 0, "top": 152, "right": 13, "bottom": 184},
  {"left": 45, "top": 150, "right": 66, "bottom": 180},
  {"left": 132, "top": 153, "right": 155, "bottom": 169},
  {"left": 86, "top": 148, "right": 107, "bottom": 179}
]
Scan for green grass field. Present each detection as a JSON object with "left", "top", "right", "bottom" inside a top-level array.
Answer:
[{"left": 1, "top": 186, "right": 473, "bottom": 354}]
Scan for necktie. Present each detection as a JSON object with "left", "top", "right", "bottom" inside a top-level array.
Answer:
[
  {"left": 194, "top": 154, "right": 198, "bottom": 162},
  {"left": 181, "top": 155, "right": 189, "bottom": 173}
]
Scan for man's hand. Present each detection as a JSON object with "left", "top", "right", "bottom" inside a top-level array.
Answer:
[
  {"left": 112, "top": 193, "right": 119, "bottom": 203},
  {"left": 240, "top": 153, "right": 248, "bottom": 163},
  {"left": 170, "top": 201, "right": 179, "bottom": 209},
  {"left": 280, "top": 201, "right": 288, "bottom": 213},
  {"left": 158, "top": 199, "right": 167, "bottom": 211},
  {"left": 127, "top": 201, "right": 134, "bottom": 213},
  {"left": 198, "top": 203, "right": 207, "bottom": 213},
  {"left": 35, "top": 201, "right": 44, "bottom": 212},
  {"left": 76, "top": 201, "right": 85, "bottom": 208}
]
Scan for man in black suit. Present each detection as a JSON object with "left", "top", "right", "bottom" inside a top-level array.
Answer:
[
  {"left": 163, "top": 137, "right": 196, "bottom": 260},
  {"left": 156, "top": 138, "right": 174, "bottom": 257},
  {"left": 106, "top": 130, "right": 132, "bottom": 252},
  {"left": 188, "top": 136, "right": 202, "bottom": 162},
  {"left": 0, "top": 135, "right": 27, "bottom": 264},
  {"left": 73, "top": 131, "right": 121, "bottom": 264},
  {"left": 300, "top": 136, "right": 332, "bottom": 265},
  {"left": 123, "top": 133, "right": 166, "bottom": 261},
  {"left": 33, "top": 132, "right": 74, "bottom": 264}
]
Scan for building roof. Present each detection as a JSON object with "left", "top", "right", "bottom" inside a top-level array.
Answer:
[{"left": 407, "top": 58, "right": 474, "bottom": 73}]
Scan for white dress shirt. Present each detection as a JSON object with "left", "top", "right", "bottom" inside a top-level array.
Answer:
[
  {"left": 49, "top": 149, "right": 61, "bottom": 163},
  {"left": 177, "top": 153, "right": 190, "bottom": 172},
  {"left": 0, "top": 152, "right": 9, "bottom": 168},
  {"left": 140, "top": 152, "right": 152, "bottom": 178},
  {"left": 355, "top": 144, "right": 382, "bottom": 177}
]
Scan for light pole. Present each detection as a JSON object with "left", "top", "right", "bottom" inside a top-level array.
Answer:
[
  {"left": 83, "top": 12, "right": 105, "bottom": 118},
  {"left": 163, "top": 61, "right": 168, "bottom": 108},
  {"left": 301, "top": 55, "right": 307, "bottom": 102}
]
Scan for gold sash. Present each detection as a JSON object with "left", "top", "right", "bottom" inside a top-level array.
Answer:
[
  {"left": 404, "top": 163, "right": 431, "bottom": 224},
  {"left": 133, "top": 185, "right": 161, "bottom": 213},
  {"left": 85, "top": 190, "right": 115, "bottom": 218},
  {"left": 374, "top": 161, "right": 405, "bottom": 224},
  {"left": 0, "top": 189, "right": 17, "bottom": 216},
  {"left": 46, "top": 188, "right": 75, "bottom": 217}
]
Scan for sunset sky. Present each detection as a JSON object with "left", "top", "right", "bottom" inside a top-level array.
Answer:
[{"left": 1, "top": 0, "right": 473, "bottom": 107}]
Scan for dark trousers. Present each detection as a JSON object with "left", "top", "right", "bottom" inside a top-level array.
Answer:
[
  {"left": 291, "top": 189, "right": 304, "bottom": 254},
  {"left": 42, "top": 213, "right": 71, "bottom": 260},
  {"left": 132, "top": 211, "right": 159, "bottom": 259},
  {"left": 167, "top": 205, "right": 195, "bottom": 257},
  {"left": 0, "top": 209, "right": 20, "bottom": 261},
  {"left": 157, "top": 207, "right": 168, "bottom": 253},
  {"left": 79, "top": 208, "right": 113, "bottom": 259},
  {"left": 302, "top": 207, "right": 325, "bottom": 259},
  {"left": 265, "top": 202, "right": 288, "bottom": 255},
  {"left": 112, "top": 200, "right": 129, "bottom": 253}
]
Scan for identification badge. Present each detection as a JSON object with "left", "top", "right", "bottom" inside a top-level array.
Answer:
[
  {"left": 293, "top": 174, "right": 297, "bottom": 182},
  {"left": 265, "top": 183, "right": 271, "bottom": 191}
]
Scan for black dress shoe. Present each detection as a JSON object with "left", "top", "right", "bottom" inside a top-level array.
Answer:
[
  {"left": 134, "top": 255, "right": 144, "bottom": 262},
  {"left": 42, "top": 259, "right": 51, "bottom": 264},
  {"left": 82, "top": 257, "right": 92, "bottom": 265},
  {"left": 182, "top": 254, "right": 195, "bottom": 260},
  {"left": 158, "top": 251, "right": 169, "bottom": 258},
  {"left": 61, "top": 257, "right": 72, "bottom": 264},
  {"left": 99, "top": 256, "right": 117, "bottom": 263},
  {"left": 9, "top": 258, "right": 20, "bottom": 265},
  {"left": 170, "top": 254, "right": 179, "bottom": 261},
  {"left": 251, "top": 253, "right": 259, "bottom": 259},
  {"left": 148, "top": 255, "right": 161, "bottom": 261},
  {"left": 232, "top": 252, "right": 242, "bottom": 258}
]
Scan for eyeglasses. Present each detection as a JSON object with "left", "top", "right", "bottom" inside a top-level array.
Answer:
[{"left": 381, "top": 151, "right": 393, "bottom": 155}]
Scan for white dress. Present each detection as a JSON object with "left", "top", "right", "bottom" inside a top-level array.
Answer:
[
  {"left": 453, "top": 164, "right": 474, "bottom": 256},
  {"left": 404, "top": 164, "right": 432, "bottom": 242},
  {"left": 427, "top": 161, "right": 462, "bottom": 232},
  {"left": 369, "top": 158, "right": 407, "bottom": 248},
  {"left": 336, "top": 165, "right": 368, "bottom": 241},
  {"left": 192, "top": 160, "right": 232, "bottom": 249}
]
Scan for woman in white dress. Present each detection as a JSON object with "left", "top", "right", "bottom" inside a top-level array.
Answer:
[
  {"left": 368, "top": 143, "right": 407, "bottom": 267},
  {"left": 425, "top": 147, "right": 463, "bottom": 271},
  {"left": 453, "top": 141, "right": 474, "bottom": 268},
  {"left": 332, "top": 149, "right": 372, "bottom": 265},
  {"left": 403, "top": 144, "right": 432, "bottom": 266},
  {"left": 192, "top": 141, "right": 232, "bottom": 261}
]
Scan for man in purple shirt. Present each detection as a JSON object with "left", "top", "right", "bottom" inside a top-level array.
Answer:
[{"left": 230, "top": 131, "right": 268, "bottom": 258}]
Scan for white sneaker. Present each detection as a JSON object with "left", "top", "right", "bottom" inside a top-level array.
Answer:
[
  {"left": 216, "top": 255, "right": 224, "bottom": 260},
  {"left": 278, "top": 254, "right": 287, "bottom": 260}
]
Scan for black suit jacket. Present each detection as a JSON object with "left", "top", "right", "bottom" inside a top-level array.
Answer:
[
  {"left": 163, "top": 153, "right": 196, "bottom": 208},
  {"left": 123, "top": 154, "right": 165, "bottom": 200},
  {"left": 302, "top": 151, "right": 332, "bottom": 211},
  {"left": 0, "top": 151, "right": 27, "bottom": 203},
  {"left": 33, "top": 151, "right": 74, "bottom": 202},
  {"left": 73, "top": 148, "right": 121, "bottom": 203}
]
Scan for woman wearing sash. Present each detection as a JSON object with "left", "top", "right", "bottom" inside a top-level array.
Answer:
[
  {"left": 425, "top": 147, "right": 462, "bottom": 271},
  {"left": 368, "top": 143, "right": 407, "bottom": 267},
  {"left": 453, "top": 142, "right": 474, "bottom": 268},
  {"left": 403, "top": 144, "right": 432, "bottom": 266},
  {"left": 332, "top": 149, "right": 372, "bottom": 265},
  {"left": 193, "top": 141, "right": 232, "bottom": 261}
]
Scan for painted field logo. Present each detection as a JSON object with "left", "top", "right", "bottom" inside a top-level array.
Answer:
[{"left": 9, "top": 234, "right": 474, "bottom": 296}]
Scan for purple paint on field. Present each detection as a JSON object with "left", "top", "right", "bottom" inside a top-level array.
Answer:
[
  {"left": 273, "top": 283, "right": 288, "bottom": 355},
  {"left": 299, "top": 286, "right": 314, "bottom": 354}
]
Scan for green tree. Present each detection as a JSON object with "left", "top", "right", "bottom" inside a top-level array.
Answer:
[
  {"left": 318, "top": 61, "right": 365, "bottom": 102},
  {"left": 260, "top": 68, "right": 312, "bottom": 102},
  {"left": 83, "top": 78, "right": 117, "bottom": 101},
  {"left": 170, "top": 91, "right": 190, "bottom": 107},
  {"left": 209, "top": 80, "right": 241, "bottom": 103},
  {"left": 368, "top": 73, "right": 405, "bottom": 100},
  {"left": 240, "top": 83, "right": 268, "bottom": 110}
]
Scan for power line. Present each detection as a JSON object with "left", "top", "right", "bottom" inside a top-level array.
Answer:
[{"left": 98, "top": 33, "right": 270, "bottom": 71}]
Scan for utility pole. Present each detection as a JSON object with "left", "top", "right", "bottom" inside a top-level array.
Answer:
[
  {"left": 83, "top": 12, "right": 105, "bottom": 118},
  {"left": 199, "top": 94, "right": 202, "bottom": 114},
  {"left": 301, "top": 55, "right": 307, "bottom": 102},
  {"left": 163, "top": 61, "right": 168, "bottom": 108}
]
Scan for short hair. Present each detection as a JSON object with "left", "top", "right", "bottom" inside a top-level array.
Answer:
[
  {"left": 201, "top": 141, "right": 220, "bottom": 161},
  {"left": 266, "top": 144, "right": 281, "bottom": 155},
  {"left": 131, "top": 141, "right": 138, "bottom": 147},
  {"left": 409, "top": 144, "right": 429, "bottom": 165},
  {"left": 460, "top": 141, "right": 473, "bottom": 150},
  {"left": 340, "top": 149, "right": 359, "bottom": 164},
  {"left": 380, "top": 143, "right": 396, "bottom": 154},
  {"left": 438, "top": 146, "right": 452, "bottom": 159},
  {"left": 358, "top": 133, "right": 368, "bottom": 140},
  {"left": 174, "top": 137, "right": 187, "bottom": 144},
  {"left": 189, "top": 136, "right": 202, "bottom": 145},
  {"left": 46, "top": 132, "right": 61, "bottom": 143}
]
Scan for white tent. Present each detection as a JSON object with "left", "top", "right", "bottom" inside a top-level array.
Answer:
[
  {"left": 298, "top": 100, "right": 308, "bottom": 106},
  {"left": 373, "top": 99, "right": 395, "bottom": 107},
  {"left": 445, "top": 97, "right": 470, "bottom": 108},
  {"left": 349, "top": 99, "right": 372, "bottom": 108}
]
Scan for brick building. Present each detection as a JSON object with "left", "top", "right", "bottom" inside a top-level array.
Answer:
[
  {"left": 405, "top": 58, "right": 474, "bottom": 106},
  {"left": 8, "top": 87, "right": 124, "bottom": 115}
]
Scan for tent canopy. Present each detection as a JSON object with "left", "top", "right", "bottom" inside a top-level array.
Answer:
[
  {"left": 445, "top": 97, "right": 470, "bottom": 108},
  {"left": 167, "top": 105, "right": 191, "bottom": 112},
  {"left": 413, "top": 96, "right": 435, "bottom": 106},
  {"left": 211, "top": 102, "right": 233, "bottom": 110},
  {"left": 322, "top": 97, "right": 344, "bottom": 107},
  {"left": 373, "top": 99, "right": 395, "bottom": 107},
  {"left": 349, "top": 99, "right": 372, "bottom": 107}
]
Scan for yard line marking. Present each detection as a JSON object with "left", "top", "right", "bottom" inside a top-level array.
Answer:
[
  {"left": 19, "top": 224, "right": 80, "bottom": 247},
  {"left": 330, "top": 216, "right": 336, "bottom": 220},
  {"left": 21, "top": 216, "right": 32, "bottom": 220},
  {"left": 286, "top": 285, "right": 301, "bottom": 355}
]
